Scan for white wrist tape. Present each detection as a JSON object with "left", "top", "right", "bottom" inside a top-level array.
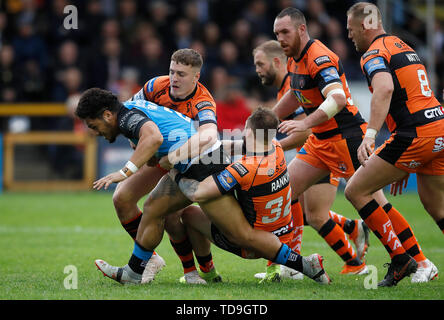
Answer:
[
  {"left": 125, "top": 161, "right": 139, "bottom": 173},
  {"left": 365, "top": 128, "right": 378, "bottom": 139}
]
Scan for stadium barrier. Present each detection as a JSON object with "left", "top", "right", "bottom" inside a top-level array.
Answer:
[
  {"left": 3, "top": 131, "right": 97, "bottom": 191},
  {"left": 0, "top": 103, "right": 97, "bottom": 191}
]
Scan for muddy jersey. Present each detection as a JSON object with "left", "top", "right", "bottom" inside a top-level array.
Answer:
[
  {"left": 213, "top": 141, "right": 293, "bottom": 237},
  {"left": 287, "top": 39, "right": 366, "bottom": 140},
  {"left": 360, "top": 34, "right": 444, "bottom": 137},
  {"left": 131, "top": 75, "right": 217, "bottom": 127}
]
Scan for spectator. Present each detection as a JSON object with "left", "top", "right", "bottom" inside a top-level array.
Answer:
[
  {"left": 0, "top": 44, "right": 19, "bottom": 102},
  {"left": 138, "top": 36, "right": 169, "bottom": 84},
  {"left": 90, "top": 37, "right": 126, "bottom": 90}
]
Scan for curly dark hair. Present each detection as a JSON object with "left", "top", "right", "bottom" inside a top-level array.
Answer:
[{"left": 75, "top": 88, "right": 121, "bottom": 119}]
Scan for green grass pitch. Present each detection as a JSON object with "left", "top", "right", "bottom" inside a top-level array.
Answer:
[{"left": 0, "top": 191, "right": 442, "bottom": 300}]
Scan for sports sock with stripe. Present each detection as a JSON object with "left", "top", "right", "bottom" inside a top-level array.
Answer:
[
  {"left": 169, "top": 235, "right": 197, "bottom": 274},
  {"left": 128, "top": 241, "right": 153, "bottom": 274},
  {"left": 318, "top": 218, "right": 360, "bottom": 265},
  {"left": 273, "top": 243, "right": 303, "bottom": 273},
  {"left": 291, "top": 199, "right": 304, "bottom": 254},
  {"left": 359, "top": 199, "right": 405, "bottom": 258},
  {"left": 196, "top": 253, "right": 214, "bottom": 273},
  {"left": 382, "top": 203, "right": 426, "bottom": 263},
  {"left": 121, "top": 211, "right": 142, "bottom": 240}
]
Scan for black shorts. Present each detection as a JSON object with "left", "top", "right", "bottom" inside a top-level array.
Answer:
[
  {"left": 175, "top": 145, "right": 231, "bottom": 182},
  {"left": 210, "top": 223, "right": 243, "bottom": 257}
]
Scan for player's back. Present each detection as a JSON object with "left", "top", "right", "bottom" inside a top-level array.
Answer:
[
  {"left": 288, "top": 39, "right": 366, "bottom": 140},
  {"left": 361, "top": 34, "right": 444, "bottom": 137},
  {"left": 122, "top": 100, "right": 196, "bottom": 158},
  {"left": 227, "top": 141, "right": 293, "bottom": 234}
]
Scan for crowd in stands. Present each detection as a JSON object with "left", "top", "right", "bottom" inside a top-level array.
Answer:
[{"left": 0, "top": 0, "right": 443, "bottom": 133}]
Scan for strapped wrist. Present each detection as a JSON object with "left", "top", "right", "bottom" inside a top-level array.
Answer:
[{"left": 365, "top": 128, "right": 378, "bottom": 139}]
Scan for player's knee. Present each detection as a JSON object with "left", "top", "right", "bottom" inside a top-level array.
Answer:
[
  {"left": 344, "top": 183, "right": 355, "bottom": 203},
  {"left": 304, "top": 210, "right": 327, "bottom": 230},
  {"left": 112, "top": 188, "right": 133, "bottom": 210},
  {"left": 164, "top": 212, "right": 185, "bottom": 236}
]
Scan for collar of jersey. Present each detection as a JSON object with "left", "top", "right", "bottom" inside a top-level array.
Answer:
[
  {"left": 279, "top": 73, "right": 289, "bottom": 92},
  {"left": 293, "top": 39, "right": 315, "bottom": 63},
  {"left": 370, "top": 33, "right": 389, "bottom": 45},
  {"left": 169, "top": 84, "right": 198, "bottom": 102},
  {"left": 245, "top": 145, "right": 275, "bottom": 157}
]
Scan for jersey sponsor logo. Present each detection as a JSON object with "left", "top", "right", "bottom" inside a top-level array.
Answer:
[
  {"left": 146, "top": 77, "right": 158, "bottom": 92},
  {"left": 364, "top": 57, "right": 386, "bottom": 75},
  {"left": 195, "top": 101, "right": 213, "bottom": 110},
  {"left": 362, "top": 49, "right": 380, "bottom": 60},
  {"left": 231, "top": 162, "right": 249, "bottom": 177},
  {"left": 405, "top": 53, "right": 420, "bottom": 63},
  {"left": 314, "top": 55, "right": 331, "bottom": 66},
  {"left": 298, "top": 147, "right": 307, "bottom": 155},
  {"left": 270, "top": 172, "right": 289, "bottom": 192},
  {"left": 271, "top": 223, "right": 291, "bottom": 237},
  {"left": 293, "top": 90, "right": 312, "bottom": 105},
  {"left": 216, "top": 170, "right": 237, "bottom": 191},
  {"left": 433, "top": 137, "right": 444, "bottom": 153},
  {"left": 319, "top": 67, "right": 340, "bottom": 83},
  {"left": 197, "top": 109, "right": 216, "bottom": 123},
  {"left": 401, "top": 160, "right": 422, "bottom": 169},
  {"left": 424, "top": 106, "right": 444, "bottom": 119}
]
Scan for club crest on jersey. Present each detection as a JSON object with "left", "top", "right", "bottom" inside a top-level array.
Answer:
[{"left": 338, "top": 162, "right": 347, "bottom": 172}]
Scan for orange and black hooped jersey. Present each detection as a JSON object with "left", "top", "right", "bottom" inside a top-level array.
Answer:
[
  {"left": 276, "top": 73, "right": 304, "bottom": 140},
  {"left": 288, "top": 39, "right": 366, "bottom": 140},
  {"left": 360, "top": 34, "right": 444, "bottom": 137},
  {"left": 213, "top": 140, "right": 293, "bottom": 236},
  {"left": 131, "top": 75, "right": 217, "bottom": 126},
  {"left": 277, "top": 72, "right": 291, "bottom": 101}
]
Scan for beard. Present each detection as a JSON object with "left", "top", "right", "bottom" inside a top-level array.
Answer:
[{"left": 261, "top": 69, "right": 276, "bottom": 86}]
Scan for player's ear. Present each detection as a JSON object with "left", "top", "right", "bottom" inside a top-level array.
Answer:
[
  {"left": 272, "top": 57, "right": 281, "bottom": 68},
  {"left": 194, "top": 71, "right": 201, "bottom": 83},
  {"left": 102, "top": 110, "right": 113, "bottom": 122}
]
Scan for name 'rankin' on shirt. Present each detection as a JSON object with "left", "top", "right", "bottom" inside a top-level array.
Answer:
[{"left": 270, "top": 172, "right": 290, "bottom": 193}]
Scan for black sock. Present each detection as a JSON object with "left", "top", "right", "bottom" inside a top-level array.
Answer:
[
  {"left": 437, "top": 218, "right": 444, "bottom": 233},
  {"left": 196, "top": 253, "right": 213, "bottom": 273}
]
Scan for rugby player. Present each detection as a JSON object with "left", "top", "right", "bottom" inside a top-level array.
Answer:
[{"left": 345, "top": 2, "right": 441, "bottom": 286}]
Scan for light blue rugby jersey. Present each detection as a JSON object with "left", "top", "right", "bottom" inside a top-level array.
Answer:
[{"left": 122, "top": 100, "right": 197, "bottom": 172}]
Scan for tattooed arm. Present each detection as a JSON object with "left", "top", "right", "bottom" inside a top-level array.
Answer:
[{"left": 169, "top": 169, "right": 222, "bottom": 203}]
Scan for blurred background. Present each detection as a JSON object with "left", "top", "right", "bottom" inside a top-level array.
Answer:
[{"left": 0, "top": 0, "right": 442, "bottom": 192}]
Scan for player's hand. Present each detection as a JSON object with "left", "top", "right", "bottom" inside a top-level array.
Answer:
[
  {"left": 278, "top": 120, "right": 308, "bottom": 134},
  {"left": 159, "top": 155, "right": 174, "bottom": 170},
  {"left": 93, "top": 171, "right": 126, "bottom": 190},
  {"left": 357, "top": 137, "right": 375, "bottom": 166},
  {"left": 390, "top": 174, "right": 409, "bottom": 196}
]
